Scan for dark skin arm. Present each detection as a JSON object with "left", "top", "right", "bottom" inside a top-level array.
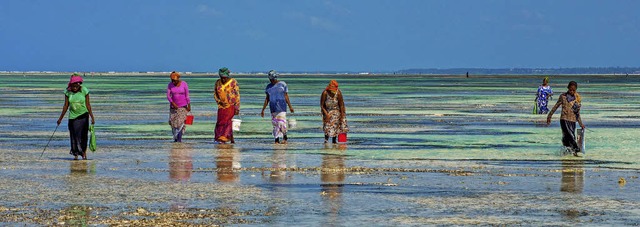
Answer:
[
  {"left": 260, "top": 94, "right": 270, "bottom": 118},
  {"left": 546, "top": 95, "right": 563, "bottom": 125},
  {"left": 577, "top": 115, "right": 585, "bottom": 129},
  {"left": 57, "top": 96, "right": 70, "bottom": 125},
  {"left": 285, "top": 93, "right": 294, "bottom": 113},
  {"left": 337, "top": 90, "right": 346, "bottom": 119},
  {"left": 86, "top": 94, "right": 95, "bottom": 124},
  {"left": 320, "top": 91, "right": 328, "bottom": 123}
]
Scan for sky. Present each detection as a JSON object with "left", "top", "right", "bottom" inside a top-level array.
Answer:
[{"left": 1, "top": 0, "right": 639, "bottom": 72}]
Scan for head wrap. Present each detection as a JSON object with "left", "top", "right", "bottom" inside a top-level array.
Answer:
[
  {"left": 170, "top": 71, "right": 180, "bottom": 80},
  {"left": 268, "top": 70, "right": 279, "bottom": 80},
  {"left": 543, "top": 76, "right": 549, "bottom": 84},
  {"left": 67, "top": 74, "right": 83, "bottom": 91},
  {"left": 325, "top": 80, "right": 339, "bottom": 91},
  {"left": 218, "top": 67, "right": 230, "bottom": 78}
]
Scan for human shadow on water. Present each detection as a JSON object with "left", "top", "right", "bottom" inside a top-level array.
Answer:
[
  {"left": 215, "top": 144, "right": 241, "bottom": 183},
  {"left": 169, "top": 143, "right": 193, "bottom": 183},
  {"left": 320, "top": 144, "right": 347, "bottom": 226}
]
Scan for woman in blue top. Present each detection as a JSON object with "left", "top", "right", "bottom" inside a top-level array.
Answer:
[
  {"left": 57, "top": 74, "right": 95, "bottom": 160},
  {"left": 536, "top": 77, "right": 553, "bottom": 114},
  {"left": 261, "top": 70, "right": 295, "bottom": 144}
]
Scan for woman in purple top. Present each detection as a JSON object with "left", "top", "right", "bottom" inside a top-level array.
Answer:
[{"left": 167, "top": 71, "right": 191, "bottom": 142}]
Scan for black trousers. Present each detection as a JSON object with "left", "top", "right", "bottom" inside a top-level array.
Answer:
[
  {"left": 69, "top": 113, "right": 89, "bottom": 156},
  {"left": 560, "top": 119, "right": 580, "bottom": 152}
]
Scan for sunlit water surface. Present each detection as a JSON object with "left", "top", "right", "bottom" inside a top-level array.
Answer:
[{"left": 0, "top": 74, "right": 639, "bottom": 225}]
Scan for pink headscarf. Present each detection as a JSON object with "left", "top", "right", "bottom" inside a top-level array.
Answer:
[{"left": 67, "top": 74, "right": 83, "bottom": 91}]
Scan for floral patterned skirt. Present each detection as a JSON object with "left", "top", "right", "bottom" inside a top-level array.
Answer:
[{"left": 323, "top": 110, "right": 348, "bottom": 137}]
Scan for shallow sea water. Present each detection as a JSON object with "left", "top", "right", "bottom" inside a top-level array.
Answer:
[{"left": 0, "top": 74, "right": 639, "bottom": 225}]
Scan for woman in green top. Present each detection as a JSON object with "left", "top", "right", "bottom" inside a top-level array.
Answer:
[{"left": 57, "top": 74, "right": 95, "bottom": 160}]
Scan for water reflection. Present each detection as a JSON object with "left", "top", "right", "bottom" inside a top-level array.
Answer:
[
  {"left": 169, "top": 143, "right": 193, "bottom": 183},
  {"left": 69, "top": 160, "right": 96, "bottom": 176},
  {"left": 321, "top": 144, "right": 347, "bottom": 226},
  {"left": 216, "top": 144, "right": 241, "bottom": 183},
  {"left": 169, "top": 143, "right": 193, "bottom": 211},
  {"left": 560, "top": 159, "right": 585, "bottom": 193},
  {"left": 558, "top": 159, "right": 586, "bottom": 221},
  {"left": 264, "top": 145, "right": 293, "bottom": 183},
  {"left": 262, "top": 145, "right": 295, "bottom": 224},
  {"left": 65, "top": 162, "right": 95, "bottom": 224}
]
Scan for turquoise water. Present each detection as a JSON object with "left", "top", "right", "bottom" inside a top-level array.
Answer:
[{"left": 0, "top": 74, "right": 639, "bottom": 225}]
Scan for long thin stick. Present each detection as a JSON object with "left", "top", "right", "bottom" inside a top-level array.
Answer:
[{"left": 40, "top": 125, "right": 59, "bottom": 158}]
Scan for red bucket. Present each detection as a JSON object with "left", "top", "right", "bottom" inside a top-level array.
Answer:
[
  {"left": 338, "top": 133, "right": 347, "bottom": 143},
  {"left": 185, "top": 115, "right": 194, "bottom": 125}
]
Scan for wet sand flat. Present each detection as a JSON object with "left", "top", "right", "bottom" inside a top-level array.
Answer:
[{"left": 0, "top": 74, "right": 639, "bottom": 225}]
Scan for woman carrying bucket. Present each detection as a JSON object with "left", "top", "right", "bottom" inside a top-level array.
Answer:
[
  {"left": 320, "top": 80, "right": 348, "bottom": 144},
  {"left": 214, "top": 67, "right": 240, "bottom": 144},
  {"left": 167, "top": 71, "right": 191, "bottom": 142},
  {"left": 57, "top": 73, "right": 95, "bottom": 160},
  {"left": 261, "top": 70, "right": 294, "bottom": 144}
]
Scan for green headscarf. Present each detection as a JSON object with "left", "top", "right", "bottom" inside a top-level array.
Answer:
[{"left": 218, "top": 67, "right": 230, "bottom": 77}]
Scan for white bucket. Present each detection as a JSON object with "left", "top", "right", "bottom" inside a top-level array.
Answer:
[
  {"left": 287, "top": 119, "right": 297, "bottom": 129},
  {"left": 232, "top": 119, "right": 242, "bottom": 131}
]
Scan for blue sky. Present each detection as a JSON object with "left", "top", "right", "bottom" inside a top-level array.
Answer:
[{"left": 1, "top": 0, "right": 639, "bottom": 72}]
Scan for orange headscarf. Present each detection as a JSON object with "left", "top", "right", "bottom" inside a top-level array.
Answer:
[
  {"left": 170, "top": 71, "right": 180, "bottom": 80},
  {"left": 326, "top": 80, "right": 339, "bottom": 91}
]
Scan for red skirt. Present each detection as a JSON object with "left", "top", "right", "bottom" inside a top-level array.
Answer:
[{"left": 215, "top": 105, "right": 235, "bottom": 142}]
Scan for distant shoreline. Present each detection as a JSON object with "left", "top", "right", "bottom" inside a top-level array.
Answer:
[
  {"left": 0, "top": 72, "right": 637, "bottom": 77},
  {"left": 3, "top": 67, "right": 640, "bottom": 76}
]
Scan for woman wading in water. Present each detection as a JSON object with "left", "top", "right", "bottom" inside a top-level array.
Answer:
[
  {"left": 261, "top": 70, "right": 295, "bottom": 144},
  {"left": 167, "top": 71, "right": 191, "bottom": 142},
  {"left": 320, "top": 80, "right": 348, "bottom": 143},
  {"left": 547, "top": 81, "right": 585, "bottom": 156},
  {"left": 57, "top": 73, "right": 95, "bottom": 160},
  {"left": 536, "top": 77, "right": 553, "bottom": 114},
  {"left": 213, "top": 67, "right": 240, "bottom": 144}
]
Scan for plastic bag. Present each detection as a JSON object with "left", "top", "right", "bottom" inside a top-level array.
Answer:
[
  {"left": 89, "top": 125, "right": 97, "bottom": 152},
  {"left": 532, "top": 101, "right": 538, "bottom": 114}
]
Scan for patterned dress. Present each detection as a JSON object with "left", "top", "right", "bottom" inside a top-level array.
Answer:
[
  {"left": 536, "top": 85, "right": 553, "bottom": 114},
  {"left": 323, "top": 91, "right": 348, "bottom": 137},
  {"left": 214, "top": 78, "right": 240, "bottom": 142}
]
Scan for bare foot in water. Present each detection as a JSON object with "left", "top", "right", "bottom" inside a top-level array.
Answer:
[
  {"left": 82, "top": 152, "right": 87, "bottom": 160},
  {"left": 74, "top": 156, "right": 78, "bottom": 160}
]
